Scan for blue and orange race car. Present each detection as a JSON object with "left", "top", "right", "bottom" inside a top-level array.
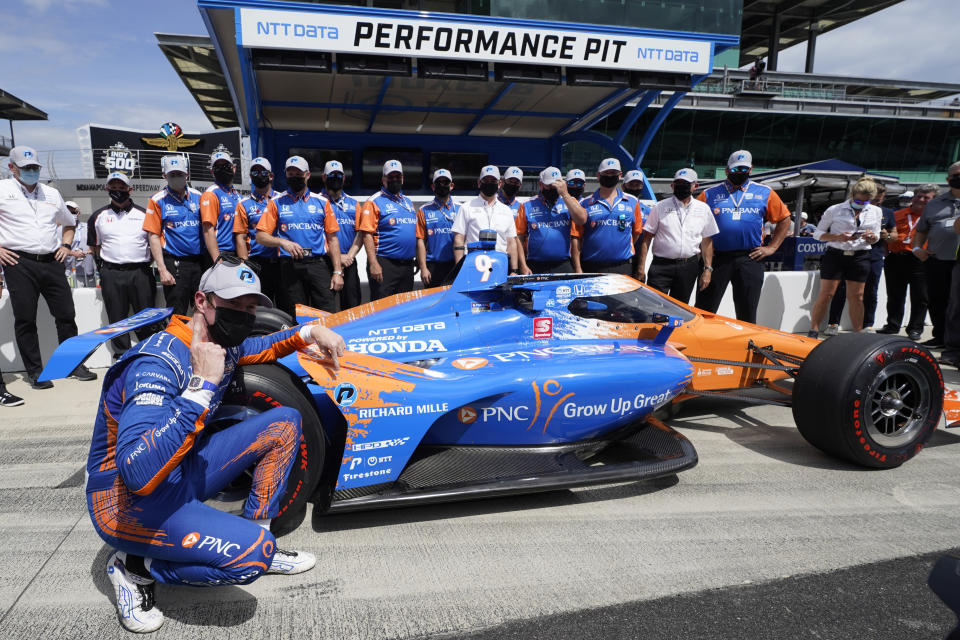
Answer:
[{"left": 44, "top": 236, "right": 959, "bottom": 533}]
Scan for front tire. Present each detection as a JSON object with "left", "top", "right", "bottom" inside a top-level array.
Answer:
[{"left": 793, "top": 334, "right": 943, "bottom": 468}]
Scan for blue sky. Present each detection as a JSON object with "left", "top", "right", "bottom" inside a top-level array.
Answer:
[{"left": 4, "top": 0, "right": 958, "bottom": 156}]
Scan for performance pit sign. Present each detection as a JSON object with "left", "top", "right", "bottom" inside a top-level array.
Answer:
[{"left": 238, "top": 7, "right": 712, "bottom": 75}]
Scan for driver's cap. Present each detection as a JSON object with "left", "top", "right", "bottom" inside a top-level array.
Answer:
[{"left": 200, "top": 261, "right": 272, "bottom": 308}]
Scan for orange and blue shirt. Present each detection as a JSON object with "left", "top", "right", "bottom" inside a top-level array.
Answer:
[
  {"left": 323, "top": 190, "right": 360, "bottom": 256},
  {"left": 498, "top": 193, "right": 523, "bottom": 218},
  {"left": 416, "top": 197, "right": 460, "bottom": 263},
  {"left": 516, "top": 195, "right": 573, "bottom": 262},
  {"left": 572, "top": 190, "right": 646, "bottom": 263},
  {"left": 200, "top": 183, "right": 240, "bottom": 252},
  {"left": 143, "top": 186, "right": 204, "bottom": 257},
  {"left": 255, "top": 190, "right": 339, "bottom": 258},
  {"left": 697, "top": 179, "right": 790, "bottom": 252},
  {"left": 233, "top": 189, "right": 278, "bottom": 258},
  {"left": 357, "top": 188, "right": 418, "bottom": 260}
]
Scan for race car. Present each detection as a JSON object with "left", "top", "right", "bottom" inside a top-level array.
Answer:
[{"left": 43, "top": 236, "right": 960, "bottom": 533}]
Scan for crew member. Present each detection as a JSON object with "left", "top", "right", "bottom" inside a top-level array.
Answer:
[
  {"left": 255, "top": 156, "right": 343, "bottom": 315},
  {"left": 322, "top": 160, "right": 363, "bottom": 310},
  {"left": 88, "top": 171, "right": 155, "bottom": 359},
  {"left": 91, "top": 260, "right": 345, "bottom": 632},
  {"left": 357, "top": 160, "right": 417, "bottom": 300},
  {"left": 571, "top": 158, "right": 645, "bottom": 274},
  {"left": 623, "top": 170, "right": 645, "bottom": 199},
  {"left": 144, "top": 155, "right": 204, "bottom": 317},
  {"left": 695, "top": 150, "right": 791, "bottom": 324},
  {"left": 877, "top": 186, "right": 934, "bottom": 341},
  {"left": 63, "top": 201, "right": 95, "bottom": 287},
  {"left": 233, "top": 157, "right": 279, "bottom": 305},
  {"left": 565, "top": 169, "right": 586, "bottom": 201},
  {"left": 638, "top": 168, "right": 717, "bottom": 303},
  {"left": 517, "top": 167, "right": 585, "bottom": 273},
  {"left": 452, "top": 165, "right": 519, "bottom": 271},
  {"left": 0, "top": 145, "right": 95, "bottom": 387},
  {"left": 200, "top": 150, "right": 239, "bottom": 262},
  {"left": 417, "top": 169, "right": 460, "bottom": 287},
  {"left": 807, "top": 178, "right": 883, "bottom": 337},
  {"left": 498, "top": 166, "right": 524, "bottom": 216}
]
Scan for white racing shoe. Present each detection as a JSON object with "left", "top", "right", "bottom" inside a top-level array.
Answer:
[
  {"left": 106, "top": 551, "right": 164, "bottom": 633},
  {"left": 266, "top": 549, "right": 316, "bottom": 575}
]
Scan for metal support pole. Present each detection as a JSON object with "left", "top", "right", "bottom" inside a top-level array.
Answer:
[
  {"left": 768, "top": 12, "right": 781, "bottom": 72},
  {"left": 793, "top": 184, "right": 805, "bottom": 237},
  {"left": 8, "top": 120, "right": 14, "bottom": 147},
  {"left": 805, "top": 22, "right": 819, "bottom": 74}
]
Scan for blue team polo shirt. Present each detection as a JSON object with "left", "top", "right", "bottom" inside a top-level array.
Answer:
[
  {"left": 498, "top": 193, "right": 523, "bottom": 218},
  {"left": 323, "top": 190, "right": 360, "bottom": 256},
  {"left": 145, "top": 186, "right": 203, "bottom": 257},
  {"left": 359, "top": 189, "right": 417, "bottom": 260},
  {"left": 519, "top": 195, "right": 572, "bottom": 262},
  {"left": 698, "top": 179, "right": 789, "bottom": 252},
  {"left": 261, "top": 190, "right": 337, "bottom": 258},
  {"left": 575, "top": 189, "right": 646, "bottom": 263},
  {"left": 237, "top": 189, "right": 277, "bottom": 258},
  {"left": 418, "top": 197, "right": 460, "bottom": 262},
  {"left": 200, "top": 183, "right": 240, "bottom": 251}
]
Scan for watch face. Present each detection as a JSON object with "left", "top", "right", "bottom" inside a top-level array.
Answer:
[{"left": 188, "top": 375, "right": 203, "bottom": 390}]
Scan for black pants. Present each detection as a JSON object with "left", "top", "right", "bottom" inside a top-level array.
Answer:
[
  {"left": 942, "top": 261, "right": 960, "bottom": 360},
  {"left": 695, "top": 250, "right": 764, "bottom": 323},
  {"left": 280, "top": 256, "right": 336, "bottom": 315},
  {"left": 828, "top": 255, "right": 883, "bottom": 326},
  {"left": 581, "top": 259, "right": 632, "bottom": 275},
  {"left": 370, "top": 257, "right": 414, "bottom": 300},
  {"left": 248, "top": 256, "right": 280, "bottom": 307},
  {"left": 425, "top": 261, "right": 455, "bottom": 288},
  {"left": 925, "top": 257, "right": 955, "bottom": 342},
  {"left": 333, "top": 261, "right": 362, "bottom": 310},
  {"left": 101, "top": 263, "right": 157, "bottom": 355},
  {"left": 647, "top": 256, "right": 701, "bottom": 304},
  {"left": 162, "top": 254, "right": 203, "bottom": 317},
  {"left": 3, "top": 255, "right": 78, "bottom": 377},
  {"left": 882, "top": 252, "right": 928, "bottom": 333},
  {"left": 527, "top": 259, "right": 572, "bottom": 274}
]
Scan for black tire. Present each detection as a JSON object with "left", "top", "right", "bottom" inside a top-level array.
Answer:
[
  {"left": 253, "top": 306, "right": 294, "bottom": 336},
  {"left": 208, "top": 364, "right": 325, "bottom": 536},
  {"left": 793, "top": 333, "right": 943, "bottom": 468}
]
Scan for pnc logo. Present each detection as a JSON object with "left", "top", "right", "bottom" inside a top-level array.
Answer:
[
  {"left": 458, "top": 406, "right": 477, "bottom": 424},
  {"left": 182, "top": 532, "right": 201, "bottom": 548},
  {"left": 451, "top": 357, "right": 488, "bottom": 370}
]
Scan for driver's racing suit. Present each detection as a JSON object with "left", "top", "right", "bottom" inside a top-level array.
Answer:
[{"left": 86, "top": 315, "right": 314, "bottom": 586}]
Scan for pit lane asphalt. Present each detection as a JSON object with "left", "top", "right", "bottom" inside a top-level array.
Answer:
[{"left": 0, "top": 354, "right": 958, "bottom": 639}]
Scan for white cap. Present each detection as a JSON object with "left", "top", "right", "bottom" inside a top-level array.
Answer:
[
  {"left": 801, "top": 211, "right": 809, "bottom": 219},
  {"left": 504, "top": 166, "right": 523, "bottom": 181},
  {"left": 673, "top": 168, "right": 698, "bottom": 183},
  {"left": 161, "top": 155, "right": 188, "bottom": 175},
  {"left": 382, "top": 159, "right": 403, "bottom": 176},
  {"left": 432, "top": 168, "right": 452, "bottom": 182},
  {"left": 200, "top": 260, "right": 272, "bottom": 308},
  {"left": 598, "top": 157, "right": 621, "bottom": 173},
  {"left": 323, "top": 160, "right": 344, "bottom": 175},
  {"left": 623, "top": 169, "right": 644, "bottom": 184},
  {"left": 64, "top": 201, "right": 79, "bottom": 210},
  {"left": 106, "top": 171, "right": 132, "bottom": 186},
  {"left": 900, "top": 190, "right": 914, "bottom": 200},
  {"left": 565, "top": 169, "right": 586, "bottom": 182},
  {"left": 251, "top": 157, "right": 272, "bottom": 171},
  {"left": 727, "top": 150, "right": 753, "bottom": 170},
  {"left": 209, "top": 150, "right": 234, "bottom": 167},
  {"left": 539, "top": 167, "right": 562, "bottom": 185},
  {"left": 479, "top": 165, "right": 501, "bottom": 180},
  {"left": 9, "top": 146, "right": 41, "bottom": 167},
  {"left": 285, "top": 156, "right": 309, "bottom": 172}
]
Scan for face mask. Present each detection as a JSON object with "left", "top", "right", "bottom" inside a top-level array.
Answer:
[
  {"left": 108, "top": 189, "right": 129, "bottom": 203},
  {"left": 598, "top": 174, "right": 619, "bottom": 189},
  {"left": 567, "top": 186, "right": 584, "bottom": 199},
  {"left": 325, "top": 176, "right": 343, "bottom": 192},
  {"left": 624, "top": 188, "right": 643, "bottom": 198},
  {"left": 479, "top": 182, "right": 499, "bottom": 197},
  {"left": 287, "top": 175, "right": 306, "bottom": 193},
  {"left": 18, "top": 169, "right": 40, "bottom": 186},
  {"left": 385, "top": 179, "right": 403, "bottom": 195},
  {"left": 949, "top": 176, "right": 960, "bottom": 189},
  {"left": 728, "top": 172, "right": 749, "bottom": 186},
  {"left": 250, "top": 174, "right": 271, "bottom": 189},
  {"left": 501, "top": 183, "right": 520, "bottom": 198},
  {"left": 166, "top": 175, "right": 187, "bottom": 192},
  {"left": 207, "top": 306, "right": 256, "bottom": 348},
  {"left": 541, "top": 188, "right": 559, "bottom": 204},
  {"left": 850, "top": 200, "right": 866, "bottom": 211},
  {"left": 672, "top": 182, "right": 692, "bottom": 200},
  {"left": 213, "top": 166, "right": 234, "bottom": 186},
  {"left": 434, "top": 184, "right": 451, "bottom": 198}
]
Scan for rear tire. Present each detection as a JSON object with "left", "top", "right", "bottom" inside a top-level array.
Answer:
[
  {"left": 253, "top": 306, "right": 294, "bottom": 336},
  {"left": 793, "top": 333, "right": 943, "bottom": 468}
]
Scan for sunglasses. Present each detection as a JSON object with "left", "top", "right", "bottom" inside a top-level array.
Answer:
[
  {"left": 215, "top": 252, "right": 261, "bottom": 275},
  {"left": 250, "top": 169, "right": 270, "bottom": 178},
  {"left": 852, "top": 199, "right": 870, "bottom": 206},
  {"left": 730, "top": 166, "right": 750, "bottom": 173}
]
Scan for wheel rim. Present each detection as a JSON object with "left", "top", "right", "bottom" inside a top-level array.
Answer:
[{"left": 865, "top": 363, "right": 931, "bottom": 448}]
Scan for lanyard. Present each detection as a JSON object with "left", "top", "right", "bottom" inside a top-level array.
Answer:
[
  {"left": 729, "top": 188, "right": 747, "bottom": 214},
  {"left": 673, "top": 196, "right": 692, "bottom": 226}
]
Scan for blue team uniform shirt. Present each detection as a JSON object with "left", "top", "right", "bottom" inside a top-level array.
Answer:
[
  {"left": 358, "top": 189, "right": 418, "bottom": 260},
  {"left": 573, "top": 189, "right": 646, "bottom": 263},
  {"left": 697, "top": 179, "right": 790, "bottom": 252},
  {"left": 144, "top": 186, "right": 204, "bottom": 257},
  {"left": 234, "top": 189, "right": 277, "bottom": 258},
  {"left": 518, "top": 195, "right": 573, "bottom": 262},
  {"left": 417, "top": 198, "right": 460, "bottom": 263},
  {"left": 200, "top": 183, "right": 240, "bottom": 252},
  {"left": 255, "top": 190, "right": 339, "bottom": 258},
  {"left": 323, "top": 190, "right": 360, "bottom": 256},
  {"left": 498, "top": 193, "right": 523, "bottom": 218}
]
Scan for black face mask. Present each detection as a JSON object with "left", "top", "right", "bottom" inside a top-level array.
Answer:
[
  {"left": 108, "top": 189, "right": 129, "bottom": 203},
  {"left": 207, "top": 306, "right": 256, "bottom": 348},
  {"left": 567, "top": 186, "right": 584, "bottom": 199},
  {"left": 598, "top": 175, "right": 620, "bottom": 189},
  {"left": 385, "top": 179, "right": 403, "bottom": 195},
  {"left": 950, "top": 176, "right": 960, "bottom": 189},
  {"left": 501, "top": 183, "right": 520, "bottom": 198},
  {"left": 728, "top": 172, "right": 749, "bottom": 186},
  {"left": 325, "top": 176, "right": 344, "bottom": 192},
  {"left": 287, "top": 176, "right": 306, "bottom": 193},
  {"left": 624, "top": 188, "right": 643, "bottom": 198},
  {"left": 672, "top": 182, "right": 692, "bottom": 200},
  {"left": 434, "top": 184, "right": 451, "bottom": 198},
  {"left": 213, "top": 166, "right": 234, "bottom": 186},
  {"left": 541, "top": 188, "right": 559, "bottom": 204},
  {"left": 250, "top": 174, "right": 271, "bottom": 189},
  {"left": 479, "top": 182, "right": 499, "bottom": 197}
]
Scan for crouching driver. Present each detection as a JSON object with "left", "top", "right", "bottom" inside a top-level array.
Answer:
[{"left": 85, "top": 258, "right": 345, "bottom": 632}]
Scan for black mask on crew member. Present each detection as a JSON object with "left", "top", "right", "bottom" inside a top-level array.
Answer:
[
  {"left": 949, "top": 176, "right": 960, "bottom": 189},
  {"left": 501, "top": 183, "right": 520, "bottom": 198},
  {"left": 325, "top": 175, "right": 344, "bottom": 192},
  {"left": 108, "top": 189, "right": 129, "bottom": 204},
  {"left": 213, "top": 165, "right": 235, "bottom": 186},
  {"left": 287, "top": 175, "right": 306, "bottom": 193},
  {"left": 624, "top": 188, "right": 643, "bottom": 198},
  {"left": 479, "top": 182, "right": 499, "bottom": 197},
  {"left": 434, "top": 183, "right": 451, "bottom": 198},
  {"left": 567, "top": 185, "right": 584, "bottom": 199},
  {"left": 672, "top": 182, "right": 692, "bottom": 200},
  {"left": 385, "top": 179, "right": 403, "bottom": 195},
  {"left": 598, "top": 174, "right": 620, "bottom": 189},
  {"left": 728, "top": 171, "right": 749, "bottom": 186},
  {"left": 207, "top": 306, "right": 256, "bottom": 348},
  {"left": 541, "top": 188, "right": 559, "bottom": 204},
  {"left": 250, "top": 174, "right": 271, "bottom": 189}
]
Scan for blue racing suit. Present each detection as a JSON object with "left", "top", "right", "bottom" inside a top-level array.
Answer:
[{"left": 86, "top": 315, "right": 312, "bottom": 586}]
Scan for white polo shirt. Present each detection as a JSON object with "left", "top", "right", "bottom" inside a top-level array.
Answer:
[
  {"left": 452, "top": 195, "right": 517, "bottom": 253},
  {"left": 645, "top": 196, "right": 718, "bottom": 259},
  {"left": 87, "top": 202, "right": 152, "bottom": 264},
  {"left": 813, "top": 201, "right": 883, "bottom": 251},
  {"left": 0, "top": 178, "right": 74, "bottom": 253}
]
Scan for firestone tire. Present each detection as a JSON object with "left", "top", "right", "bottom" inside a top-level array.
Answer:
[
  {"left": 792, "top": 333, "right": 943, "bottom": 468},
  {"left": 253, "top": 306, "right": 294, "bottom": 337},
  {"left": 211, "top": 364, "right": 325, "bottom": 536}
]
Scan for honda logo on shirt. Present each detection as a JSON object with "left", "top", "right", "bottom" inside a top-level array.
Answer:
[{"left": 533, "top": 317, "right": 553, "bottom": 339}]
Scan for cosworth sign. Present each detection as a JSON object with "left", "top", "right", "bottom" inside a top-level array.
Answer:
[{"left": 238, "top": 7, "right": 712, "bottom": 75}]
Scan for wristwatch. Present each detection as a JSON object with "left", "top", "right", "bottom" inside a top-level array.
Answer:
[
  {"left": 61, "top": 243, "right": 71, "bottom": 250},
  {"left": 704, "top": 265, "right": 714, "bottom": 271},
  {"left": 332, "top": 270, "right": 343, "bottom": 275},
  {"left": 187, "top": 375, "right": 218, "bottom": 393}
]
